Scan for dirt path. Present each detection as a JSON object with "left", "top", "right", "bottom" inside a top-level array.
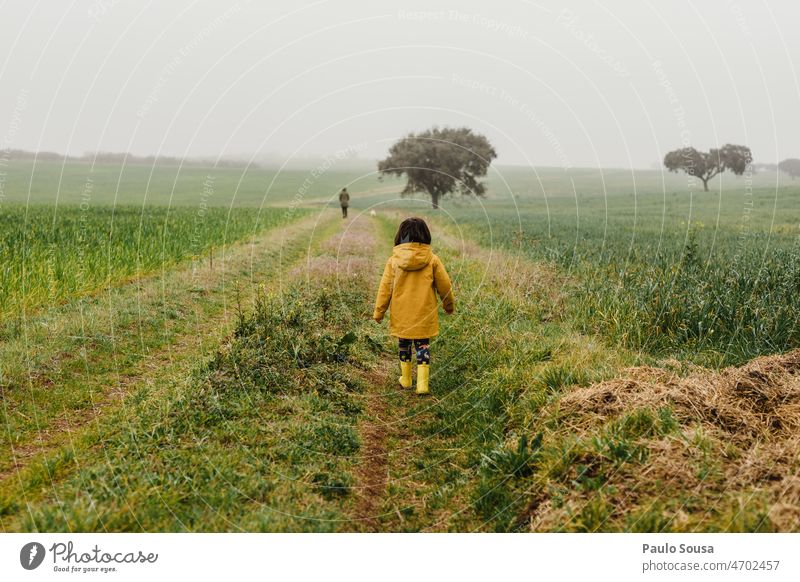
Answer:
[
  {"left": 295, "top": 211, "right": 432, "bottom": 531},
  {"left": 351, "top": 366, "right": 394, "bottom": 531},
  {"left": 296, "top": 212, "right": 401, "bottom": 531},
  {"left": 0, "top": 212, "right": 335, "bottom": 483}
]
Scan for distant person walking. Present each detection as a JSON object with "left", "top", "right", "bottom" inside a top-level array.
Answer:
[{"left": 338, "top": 187, "right": 350, "bottom": 218}]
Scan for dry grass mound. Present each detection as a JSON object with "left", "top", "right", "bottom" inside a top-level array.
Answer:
[
  {"left": 537, "top": 350, "right": 800, "bottom": 531},
  {"left": 560, "top": 350, "right": 800, "bottom": 443}
]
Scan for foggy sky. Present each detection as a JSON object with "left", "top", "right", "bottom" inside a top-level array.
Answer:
[{"left": 1, "top": 0, "right": 798, "bottom": 168}]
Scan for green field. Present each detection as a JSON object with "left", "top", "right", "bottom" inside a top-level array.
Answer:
[
  {"left": 1, "top": 160, "right": 799, "bottom": 532},
  {"left": 362, "top": 164, "right": 800, "bottom": 366},
  {"left": 0, "top": 160, "right": 387, "bottom": 207},
  {"left": 0, "top": 160, "right": 389, "bottom": 321},
  {"left": 446, "top": 177, "right": 800, "bottom": 367},
  {"left": 0, "top": 204, "right": 306, "bottom": 321}
]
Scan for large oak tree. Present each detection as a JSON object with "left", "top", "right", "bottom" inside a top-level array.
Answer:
[
  {"left": 663, "top": 144, "right": 752, "bottom": 191},
  {"left": 378, "top": 127, "right": 497, "bottom": 209}
]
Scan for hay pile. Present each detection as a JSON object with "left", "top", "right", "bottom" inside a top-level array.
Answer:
[
  {"left": 560, "top": 350, "right": 800, "bottom": 442},
  {"left": 553, "top": 350, "right": 800, "bottom": 531}
]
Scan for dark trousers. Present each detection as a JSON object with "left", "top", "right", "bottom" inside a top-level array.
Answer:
[
  {"left": 341, "top": 206, "right": 348, "bottom": 218},
  {"left": 399, "top": 338, "right": 430, "bottom": 365}
]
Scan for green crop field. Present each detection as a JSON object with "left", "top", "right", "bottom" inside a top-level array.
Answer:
[
  {"left": 0, "top": 160, "right": 391, "bottom": 320},
  {"left": 0, "top": 204, "right": 305, "bottom": 321},
  {"left": 446, "top": 171, "right": 800, "bottom": 367},
  {"left": 361, "top": 164, "right": 800, "bottom": 365},
  {"left": 0, "top": 160, "right": 387, "bottom": 207},
  {"left": 2, "top": 160, "right": 799, "bottom": 533}
]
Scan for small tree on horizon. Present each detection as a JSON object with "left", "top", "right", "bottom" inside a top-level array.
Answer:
[
  {"left": 778, "top": 158, "right": 800, "bottom": 180},
  {"left": 378, "top": 126, "right": 497, "bottom": 209},
  {"left": 663, "top": 144, "right": 752, "bottom": 191}
]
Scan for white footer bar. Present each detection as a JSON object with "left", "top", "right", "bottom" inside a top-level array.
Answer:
[{"left": 1, "top": 533, "right": 797, "bottom": 581}]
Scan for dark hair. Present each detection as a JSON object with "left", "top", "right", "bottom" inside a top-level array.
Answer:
[{"left": 394, "top": 217, "right": 431, "bottom": 245}]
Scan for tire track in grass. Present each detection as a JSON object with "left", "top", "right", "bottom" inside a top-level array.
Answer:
[
  {"left": 0, "top": 213, "right": 336, "bottom": 489},
  {"left": 296, "top": 212, "right": 398, "bottom": 531},
  {"left": 350, "top": 366, "right": 392, "bottom": 531},
  {"left": 351, "top": 214, "right": 447, "bottom": 532}
]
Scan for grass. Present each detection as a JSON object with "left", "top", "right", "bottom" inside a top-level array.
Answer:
[
  {"left": 0, "top": 211, "right": 332, "bottom": 493},
  {"left": 445, "top": 181, "right": 800, "bottom": 366},
  {"left": 3, "top": 161, "right": 800, "bottom": 533},
  {"left": 2, "top": 218, "right": 384, "bottom": 531},
  {"left": 359, "top": 212, "right": 798, "bottom": 532},
  {"left": 0, "top": 160, "right": 389, "bottom": 206},
  {"left": 0, "top": 204, "right": 306, "bottom": 321},
  {"left": 367, "top": 215, "right": 632, "bottom": 531},
  {"left": 4, "top": 208, "right": 797, "bottom": 532}
]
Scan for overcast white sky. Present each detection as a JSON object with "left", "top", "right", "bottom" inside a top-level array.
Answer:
[{"left": 1, "top": 0, "right": 798, "bottom": 168}]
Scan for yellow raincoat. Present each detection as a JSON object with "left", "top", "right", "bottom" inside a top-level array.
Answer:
[{"left": 373, "top": 243, "right": 455, "bottom": 339}]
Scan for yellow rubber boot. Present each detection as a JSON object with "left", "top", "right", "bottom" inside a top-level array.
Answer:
[
  {"left": 416, "top": 363, "right": 430, "bottom": 395},
  {"left": 399, "top": 361, "right": 413, "bottom": 389}
]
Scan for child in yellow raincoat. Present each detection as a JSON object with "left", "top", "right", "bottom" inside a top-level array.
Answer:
[{"left": 372, "top": 218, "right": 455, "bottom": 395}]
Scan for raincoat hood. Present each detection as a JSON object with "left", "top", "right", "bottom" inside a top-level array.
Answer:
[{"left": 392, "top": 243, "right": 432, "bottom": 271}]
